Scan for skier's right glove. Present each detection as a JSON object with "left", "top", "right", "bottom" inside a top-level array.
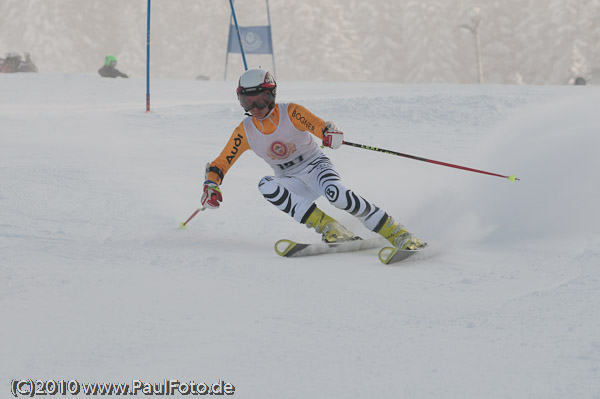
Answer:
[{"left": 201, "top": 181, "right": 223, "bottom": 209}]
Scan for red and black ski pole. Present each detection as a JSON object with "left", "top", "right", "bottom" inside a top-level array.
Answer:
[
  {"left": 180, "top": 206, "right": 206, "bottom": 228},
  {"left": 343, "top": 140, "right": 519, "bottom": 182}
]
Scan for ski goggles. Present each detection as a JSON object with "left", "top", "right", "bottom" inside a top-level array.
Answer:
[{"left": 238, "top": 90, "right": 274, "bottom": 112}]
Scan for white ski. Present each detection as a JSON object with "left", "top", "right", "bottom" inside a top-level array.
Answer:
[{"left": 274, "top": 237, "right": 384, "bottom": 258}]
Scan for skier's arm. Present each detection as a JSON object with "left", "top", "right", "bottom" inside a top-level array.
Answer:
[
  {"left": 288, "top": 103, "right": 344, "bottom": 148},
  {"left": 205, "top": 122, "right": 251, "bottom": 185},
  {"left": 287, "top": 103, "right": 327, "bottom": 139}
]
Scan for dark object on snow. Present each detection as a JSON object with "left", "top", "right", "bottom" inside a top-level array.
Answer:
[
  {"left": 1, "top": 53, "right": 21, "bottom": 73},
  {"left": 0, "top": 52, "right": 38, "bottom": 73},
  {"left": 19, "top": 52, "right": 38, "bottom": 72},
  {"left": 574, "top": 77, "right": 586, "bottom": 85},
  {"left": 98, "top": 55, "right": 128, "bottom": 78}
]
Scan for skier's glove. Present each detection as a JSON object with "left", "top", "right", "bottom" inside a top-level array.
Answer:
[
  {"left": 201, "top": 181, "right": 223, "bottom": 209},
  {"left": 322, "top": 121, "right": 344, "bottom": 149}
]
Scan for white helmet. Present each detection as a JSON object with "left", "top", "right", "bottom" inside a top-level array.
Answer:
[{"left": 236, "top": 68, "right": 277, "bottom": 112}]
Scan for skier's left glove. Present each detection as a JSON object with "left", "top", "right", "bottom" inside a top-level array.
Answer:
[
  {"left": 322, "top": 121, "right": 344, "bottom": 149},
  {"left": 201, "top": 181, "right": 223, "bottom": 209}
]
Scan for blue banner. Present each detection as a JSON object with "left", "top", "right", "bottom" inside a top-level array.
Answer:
[{"left": 227, "top": 25, "right": 273, "bottom": 54}]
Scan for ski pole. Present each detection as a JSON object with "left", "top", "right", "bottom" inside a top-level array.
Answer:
[
  {"left": 343, "top": 140, "right": 519, "bottom": 182},
  {"left": 180, "top": 207, "right": 206, "bottom": 228}
]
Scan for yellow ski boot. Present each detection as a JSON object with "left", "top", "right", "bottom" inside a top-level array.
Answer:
[
  {"left": 304, "top": 207, "right": 355, "bottom": 243},
  {"left": 377, "top": 216, "right": 424, "bottom": 250}
]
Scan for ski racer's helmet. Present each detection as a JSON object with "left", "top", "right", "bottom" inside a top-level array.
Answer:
[
  {"left": 104, "top": 55, "right": 117, "bottom": 67},
  {"left": 236, "top": 68, "right": 277, "bottom": 112}
]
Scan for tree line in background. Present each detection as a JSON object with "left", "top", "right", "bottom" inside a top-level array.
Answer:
[{"left": 0, "top": 0, "right": 598, "bottom": 84}]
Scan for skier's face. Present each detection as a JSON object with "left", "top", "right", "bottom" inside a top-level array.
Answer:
[
  {"left": 238, "top": 90, "right": 273, "bottom": 118},
  {"left": 249, "top": 104, "right": 270, "bottom": 119}
]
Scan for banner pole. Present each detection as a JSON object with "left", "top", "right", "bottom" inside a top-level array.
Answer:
[
  {"left": 145, "top": 0, "right": 151, "bottom": 112},
  {"left": 228, "top": 0, "right": 248, "bottom": 70},
  {"left": 224, "top": 14, "right": 233, "bottom": 81},
  {"left": 265, "top": 0, "right": 276, "bottom": 76}
]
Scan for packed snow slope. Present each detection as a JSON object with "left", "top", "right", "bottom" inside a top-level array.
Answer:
[{"left": 1, "top": 73, "right": 599, "bottom": 399}]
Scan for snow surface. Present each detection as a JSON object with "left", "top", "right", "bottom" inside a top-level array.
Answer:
[{"left": 2, "top": 73, "right": 600, "bottom": 398}]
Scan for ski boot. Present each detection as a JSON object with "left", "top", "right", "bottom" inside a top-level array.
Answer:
[
  {"left": 304, "top": 207, "right": 356, "bottom": 243},
  {"left": 376, "top": 216, "right": 424, "bottom": 250}
]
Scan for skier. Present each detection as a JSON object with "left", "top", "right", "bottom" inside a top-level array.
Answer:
[
  {"left": 98, "top": 55, "right": 128, "bottom": 78},
  {"left": 0, "top": 52, "right": 21, "bottom": 73},
  {"left": 0, "top": 52, "right": 38, "bottom": 73},
  {"left": 202, "top": 67, "right": 424, "bottom": 250}
]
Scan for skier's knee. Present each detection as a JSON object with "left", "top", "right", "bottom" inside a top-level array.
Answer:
[
  {"left": 258, "top": 176, "right": 276, "bottom": 195},
  {"left": 323, "top": 182, "right": 343, "bottom": 205}
]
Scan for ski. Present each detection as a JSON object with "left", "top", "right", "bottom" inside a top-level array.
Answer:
[
  {"left": 378, "top": 244, "right": 429, "bottom": 265},
  {"left": 274, "top": 237, "right": 384, "bottom": 258}
]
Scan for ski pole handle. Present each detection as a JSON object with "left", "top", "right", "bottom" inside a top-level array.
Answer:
[
  {"left": 180, "top": 207, "right": 206, "bottom": 228},
  {"left": 343, "top": 140, "right": 519, "bottom": 182}
]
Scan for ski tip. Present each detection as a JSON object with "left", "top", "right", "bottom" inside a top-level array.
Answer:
[
  {"left": 274, "top": 239, "right": 296, "bottom": 257},
  {"left": 378, "top": 247, "right": 396, "bottom": 264},
  {"left": 378, "top": 244, "right": 429, "bottom": 265}
]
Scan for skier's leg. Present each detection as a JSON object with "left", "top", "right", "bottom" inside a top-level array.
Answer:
[
  {"left": 304, "top": 156, "right": 425, "bottom": 249},
  {"left": 258, "top": 176, "right": 314, "bottom": 223},
  {"left": 303, "top": 156, "right": 386, "bottom": 230},
  {"left": 258, "top": 175, "right": 354, "bottom": 242}
]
